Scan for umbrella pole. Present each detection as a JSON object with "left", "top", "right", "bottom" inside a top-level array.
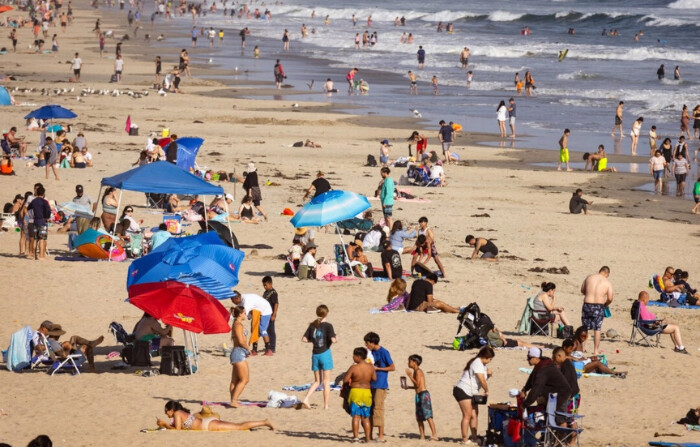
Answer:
[
  {"left": 109, "top": 189, "right": 124, "bottom": 262},
  {"left": 336, "top": 225, "right": 358, "bottom": 277},
  {"left": 183, "top": 329, "right": 194, "bottom": 374}
]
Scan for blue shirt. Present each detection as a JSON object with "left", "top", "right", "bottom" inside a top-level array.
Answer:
[
  {"left": 389, "top": 229, "right": 416, "bottom": 251},
  {"left": 370, "top": 346, "right": 393, "bottom": 389},
  {"left": 150, "top": 230, "right": 171, "bottom": 250}
]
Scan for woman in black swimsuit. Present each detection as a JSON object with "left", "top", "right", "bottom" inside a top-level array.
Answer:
[{"left": 237, "top": 195, "right": 260, "bottom": 224}]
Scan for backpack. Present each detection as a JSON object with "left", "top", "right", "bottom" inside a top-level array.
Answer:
[
  {"left": 557, "top": 325, "right": 574, "bottom": 339},
  {"left": 630, "top": 300, "right": 640, "bottom": 320},
  {"left": 366, "top": 154, "right": 377, "bottom": 167},
  {"left": 121, "top": 340, "right": 151, "bottom": 366},
  {"left": 160, "top": 346, "right": 190, "bottom": 375}
]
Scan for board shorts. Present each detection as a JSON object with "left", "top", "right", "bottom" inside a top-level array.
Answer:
[
  {"left": 230, "top": 346, "right": 249, "bottom": 364},
  {"left": 694, "top": 195, "right": 699, "bottom": 203},
  {"left": 311, "top": 349, "right": 333, "bottom": 371},
  {"left": 615, "top": 115, "right": 622, "bottom": 125},
  {"left": 597, "top": 157, "right": 608, "bottom": 171},
  {"left": 560, "top": 148, "right": 569, "bottom": 163},
  {"left": 653, "top": 170, "right": 664, "bottom": 181},
  {"left": 581, "top": 302, "right": 605, "bottom": 331},
  {"left": 33, "top": 224, "right": 48, "bottom": 241},
  {"left": 73, "top": 69, "right": 80, "bottom": 76},
  {"left": 509, "top": 117, "right": 516, "bottom": 126},
  {"left": 382, "top": 205, "right": 393, "bottom": 217},
  {"left": 415, "top": 390, "right": 433, "bottom": 421},
  {"left": 348, "top": 388, "right": 372, "bottom": 418},
  {"left": 258, "top": 314, "right": 271, "bottom": 337},
  {"left": 441, "top": 142, "right": 452, "bottom": 153}
]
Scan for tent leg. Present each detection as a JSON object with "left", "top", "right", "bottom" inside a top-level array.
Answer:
[
  {"left": 336, "top": 225, "right": 358, "bottom": 277},
  {"left": 109, "top": 190, "right": 124, "bottom": 262}
]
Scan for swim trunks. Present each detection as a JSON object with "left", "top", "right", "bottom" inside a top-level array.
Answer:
[
  {"left": 415, "top": 390, "right": 433, "bottom": 421},
  {"left": 560, "top": 148, "right": 569, "bottom": 163},
  {"left": 597, "top": 157, "right": 608, "bottom": 171},
  {"left": 348, "top": 388, "right": 372, "bottom": 418},
  {"left": 311, "top": 349, "right": 333, "bottom": 371},
  {"left": 614, "top": 115, "right": 622, "bottom": 125},
  {"left": 382, "top": 205, "right": 393, "bottom": 217},
  {"left": 441, "top": 142, "right": 451, "bottom": 153},
  {"left": 581, "top": 303, "right": 605, "bottom": 331}
]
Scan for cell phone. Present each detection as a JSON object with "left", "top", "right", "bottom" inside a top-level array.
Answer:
[{"left": 400, "top": 376, "right": 407, "bottom": 389}]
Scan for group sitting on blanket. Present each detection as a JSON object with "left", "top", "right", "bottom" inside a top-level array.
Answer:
[
  {"left": 406, "top": 157, "right": 446, "bottom": 187},
  {"left": 658, "top": 266, "right": 700, "bottom": 305}
]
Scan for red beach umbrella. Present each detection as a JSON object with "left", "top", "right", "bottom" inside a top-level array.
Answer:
[
  {"left": 0, "top": 6, "right": 14, "bottom": 13},
  {"left": 128, "top": 281, "right": 231, "bottom": 334}
]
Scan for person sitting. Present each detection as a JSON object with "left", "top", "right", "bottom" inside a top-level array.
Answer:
[
  {"left": 156, "top": 400, "right": 273, "bottom": 431},
  {"left": 465, "top": 235, "right": 498, "bottom": 261},
  {"left": 635, "top": 291, "right": 687, "bottom": 354},
  {"left": 381, "top": 278, "right": 409, "bottom": 311},
  {"left": 349, "top": 245, "right": 372, "bottom": 277},
  {"left": 6, "top": 127, "right": 27, "bottom": 158},
  {"left": 167, "top": 194, "right": 188, "bottom": 213},
  {"left": 567, "top": 328, "right": 627, "bottom": 376},
  {"left": 59, "top": 145, "right": 73, "bottom": 168},
  {"left": 661, "top": 266, "right": 687, "bottom": 302},
  {"left": 520, "top": 347, "right": 572, "bottom": 425},
  {"left": 381, "top": 240, "right": 403, "bottom": 280},
  {"left": 533, "top": 282, "right": 572, "bottom": 326},
  {"left": 237, "top": 195, "right": 261, "bottom": 224},
  {"left": 119, "top": 206, "right": 142, "bottom": 235},
  {"left": 295, "top": 227, "right": 316, "bottom": 250},
  {"left": 132, "top": 312, "right": 175, "bottom": 347},
  {"left": 133, "top": 150, "right": 150, "bottom": 167},
  {"left": 1, "top": 155, "right": 14, "bottom": 175},
  {"left": 487, "top": 327, "right": 537, "bottom": 349},
  {"left": 405, "top": 273, "right": 459, "bottom": 313},
  {"left": 569, "top": 188, "right": 592, "bottom": 215},
  {"left": 149, "top": 223, "right": 172, "bottom": 250},
  {"left": 70, "top": 147, "right": 87, "bottom": 168},
  {"left": 81, "top": 147, "right": 94, "bottom": 167},
  {"left": 298, "top": 242, "right": 318, "bottom": 280},
  {"left": 429, "top": 160, "right": 446, "bottom": 186},
  {"left": 552, "top": 347, "right": 581, "bottom": 415},
  {"left": 34, "top": 320, "right": 104, "bottom": 373},
  {"left": 675, "top": 270, "right": 700, "bottom": 305}
]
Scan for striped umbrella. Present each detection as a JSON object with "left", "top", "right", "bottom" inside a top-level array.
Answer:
[{"left": 290, "top": 190, "right": 371, "bottom": 228}]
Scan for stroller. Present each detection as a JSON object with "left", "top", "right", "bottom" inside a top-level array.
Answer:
[{"left": 454, "top": 303, "right": 494, "bottom": 351}]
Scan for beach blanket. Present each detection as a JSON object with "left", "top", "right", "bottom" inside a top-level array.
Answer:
[
  {"left": 202, "top": 400, "right": 267, "bottom": 408},
  {"left": 648, "top": 301, "right": 700, "bottom": 310},
  {"left": 282, "top": 383, "right": 342, "bottom": 392},
  {"left": 54, "top": 256, "right": 99, "bottom": 262},
  {"left": 649, "top": 442, "right": 700, "bottom": 446},
  {"left": 6, "top": 325, "right": 33, "bottom": 372},
  {"left": 249, "top": 310, "right": 260, "bottom": 346},
  {"left": 320, "top": 273, "right": 357, "bottom": 281},
  {"left": 519, "top": 367, "right": 613, "bottom": 378}
]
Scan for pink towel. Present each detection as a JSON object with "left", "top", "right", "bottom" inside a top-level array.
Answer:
[{"left": 321, "top": 273, "right": 358, "bottom": 281}]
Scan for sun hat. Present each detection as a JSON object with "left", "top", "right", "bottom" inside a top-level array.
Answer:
[
  {"left": 46, "top": 324, "right": 66, "bottom": 337},
  {"left": 294, "top": 227, "right": 308, "bottom": 236},
  {"left": 195, "top": 406, "right": 220, "bottom": 420},
  {"left": 246, "top": 162, "right": 256, "bottom": 173}
]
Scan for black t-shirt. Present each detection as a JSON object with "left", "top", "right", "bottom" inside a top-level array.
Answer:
[
  {"left": 263, "top": 288, "right": 279, "bottom": 313},
  {"left": 559, "top": 359, "right": 580, "bottom": 396},
  {"left": 29, "top": 197, "right": 51, "bottom": 227},
  {"left": 381, "top": 249, "right": 402, "bottom": 279},
  {"left": 312, "top": 178, "right": 331, "bottom": 197},
  {"left": 439, "top": 125, "right": 453, "bottom": 143},
  {"left": 243, "top": 171, "right": 259, "bottom": 192},
  {"left": 407, "top": 279, "right": 433, "bottom": 311},
  {"left": 166, "top": 141, "right": 177, "bottom": 162},
  {"left": 303, "top": 322, "right": 335, "bottom": 354}
]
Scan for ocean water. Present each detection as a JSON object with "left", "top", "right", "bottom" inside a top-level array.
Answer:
[{"left": 147, "top": 0, "right": 698, "bottom": 173}]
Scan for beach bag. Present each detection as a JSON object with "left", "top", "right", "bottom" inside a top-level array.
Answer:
[
  {"left": 557, "top": 325, "right": 574, "bottom": 339},
  {"left": 160, "top": 346, "right": 190, "bottom": 375},
  {"left": 121, "top": 340, "right": 151, "bottom": 366}
]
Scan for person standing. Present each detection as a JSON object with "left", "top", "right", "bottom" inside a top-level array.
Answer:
[
  {"left": 9, "top": 29, "right": 17, "bottom": 52},
  {"left": 364, "top": 332, "right": 395, "bottom": 442},
  {"left": 73, "top": 184, "right": 96, "bottom": 234},
  {"left": 282, "top": 29, "right": 290, "bottom": 50},
  {"left": 496, "top": 100, "right": 507, "bottom": 138},
  {"left": 230, "top": 292, "right": 273, "bottom": 356},
  {"left": 557, "top": 128, "right": 572, "bottom": 172},
  {"left": 405, "top": 354, "right": 438, "bottom": 441},
  {"left": 454, "top": 346, "right": 494, "bottom": 445},
  {"left": 437, "top": 120, "right": 455, "bottom": 165},
  {"left": 239, "top": 27, "right": 249, "bottom": 49},
  {"left": 611, "top": 101, "right": 624, "bottom": 137},
  {"left": 507, "top": 98, "right": 516, "bottom": 138},
  {"left": 692, "top": 177, "right": 700, "bottom": 214},
  {"left": 229, "top": 305, "right": 251, "bottom": 407},
  {"left": 648, "top": 125, "right": 658, "bottom": 157},
  {"left": 274, "top": 59, "right": 285, "bottom": 89},
  {"left": 460, "top": 47, "right": 470, "bottom": 69},
  {"left": 650, "top": 149, "right": 666, "bottom": 194},
  {"left": 417, "top": 216, "right": 446, "bottom": 277},
  {"left": 165, "top": 134, "right": 178, "bottom": 164},
  {"left": 301, "top": 304, "right": 337, "bottom": 410},
  {"left": 580, "top": 266, "right": 613, "bottom": 355},
  {"left": 343, "top": 347, "right": 375, "bottom": 443},
  {"left": 242, "top": 162, "right": 268, "bottom": 221},
  {"left": 29, "top": 186, "right": 51, "bottom": 260},
  {"left": 380, "top": 167, "right": 394, "bottom": 230},
  {"left": 155, "top": 56, "right": 162, "bottom": 85},
  {"left": 416, "top": 45, "right": 425, "bottom": 69},
  {"left": 71, "top": 52, "right": 82, "bottom": 81},
  {"left": 42, "top": 137, "right": 59, "bottom": 180},
  {"left": 114, "top": 54, "right": 124, "bottom": 82},
  {"left": 656, "top": 64, "right": 665, "bottom": 80},
  {"left": 303, "top": 171, "right": 331, "bottom": 201},
  {"left": 408, "top": 71, "right": 418, "bottom": 95},
  {"left": 261, "top": 276, "right": 278, "bottom": 354},
  {"left": 630, "top": 116, "right": 643, "bottom": 155}
]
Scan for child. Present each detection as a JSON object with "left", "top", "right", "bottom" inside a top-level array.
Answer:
[
  {"left": 558, "top": 128, "right": 572, "bottom": 172},
  {"left": 261, "top": 276, "right": 279, "bottom": 353},
  {"left": 408, "top": 70, "right": 417, "bottom": 95},
  {"left": 405, "top": 354, "right": 437, "bottom": 441},
  {"left": 343, "top": 347, "right": 376, "bottom": 443},
  {"left": 431, "top": 75, "right": 438, "bottom": 95},
  {"left": 692, "top": 177, "right": 700, "bottom": 215},
  {"left": 466, "top": 71, "right": 473, "bottom": 88},
  {"left": 364, "top": 332, "right": 395, "bottom": 442},
  {"left": 301, "top": 304, "right": 336, "bottom": 409},
  {"left": 253, "top": 45, "right": 260, "bottom": 58},
  {"left": 287, "top": 237, "right": 302, "bottom": 274}
]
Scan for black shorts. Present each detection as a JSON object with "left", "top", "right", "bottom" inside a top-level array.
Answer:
[
  {"left": 191, "top": 37, "right": 197, "bottom": 42},
  {"left": 453, "top": 386, "right": 472, "bottom": 402},
  {"left": 503, "top": 338, "right": 518, "bottom": 348},
  {"left": 73, "top": 69, "right": 80, "bottom": 76},
  {"left": 675, "top": 173, "right": 687, "bottom": 183},
  {"left": 615, "top": 115, "right": 622, "bottom": 125},
  {"left": 33, "top": 224, "right": 48, "bottom": 241}
]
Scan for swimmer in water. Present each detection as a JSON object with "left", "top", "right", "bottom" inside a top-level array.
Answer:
[{"left": 466, "top": 71, "right": 473, "bottom": 89}]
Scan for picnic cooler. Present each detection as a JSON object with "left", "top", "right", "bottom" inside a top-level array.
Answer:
[
  {"left": 160, "top": 346, "right": 191, "bottom": 376},
  {"left": 163, "top": 214, "right": 182, "bottom": 234}
]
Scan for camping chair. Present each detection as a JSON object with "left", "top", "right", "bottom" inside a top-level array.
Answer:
[
  {"left": 1, "top": 135, "right": 20, "bottom": 158},
  {"left": 543, "top": 393, "right": 584, "bottom": 447},
  {"left": 126, "top": 232, "right": 146, "bottom": 258},
  {"left": 530, "top": 302, "right": 555, "bottom": 336},
  {"left": 334, "top": 244, "right": 352, "bottom": 277},
  {"left": 628, "top": 300, "right": 663, "bottom": 347},
  {"left": 37, "top": 333, "right": 84, "bottom": 376},
  {"left": 146, "top": 192, "right": 166, "bottom": 210}
]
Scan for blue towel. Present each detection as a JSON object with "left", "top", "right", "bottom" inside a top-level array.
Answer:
[
  {"left": 7, "top": 326, "right": 33, "bottom": 372},
  {"left": 648, "top": 301, "right": 700, "bottom": 310}
]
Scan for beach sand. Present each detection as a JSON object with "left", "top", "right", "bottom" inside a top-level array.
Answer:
[{"left": 1, "top": 5, "right": 699, "bottom": 447}]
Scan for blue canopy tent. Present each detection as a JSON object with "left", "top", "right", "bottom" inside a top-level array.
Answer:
[
  {"left": 0, "top": 86, "right": 11, "bottom": 106},
  {"left": 99, "top": 161, "right": 231, "bottom": 260},
  {"left": 175, "top": 137, "right": 204, "bottom": 172}
]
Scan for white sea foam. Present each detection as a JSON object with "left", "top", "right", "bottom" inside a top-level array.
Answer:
[
  {"left": 557, "top": 71, "right": 599, "bottom": 80},
  {"left": 642, "top": 15, "right": 698, "bottom": 28},
  {"left": 668, "top": 0, "right": 700, "bottom": 9},
  {"left": 488, "top": 11, "right": 524, "bottom": 22}
]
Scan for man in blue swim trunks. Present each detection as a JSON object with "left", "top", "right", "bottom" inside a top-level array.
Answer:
[{"left": 580, "top": 266, "right": 613, "bottom": 355}]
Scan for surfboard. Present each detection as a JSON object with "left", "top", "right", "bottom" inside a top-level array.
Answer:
[{"left": 558, "top": 49, "right": 569, "bottom": 62}]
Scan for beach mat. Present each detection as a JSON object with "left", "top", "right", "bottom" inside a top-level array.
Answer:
[
  {"left": 648, "top": 301, "right": 700, "bottom": 310},
  {"left": 519, "top": 367, "right": 612, "bottom": 378},
  {"left": 282, "top": 383, "right": 342, "bottom": 392},
  {"left": 203, "top": 400, "right": 267, "bottom": 408},
  {"left": 649, "top": 442, "right": 700, "bottom": 446},
  {"left": 54, "top": 256, "right": 99, "bottom": 262}
]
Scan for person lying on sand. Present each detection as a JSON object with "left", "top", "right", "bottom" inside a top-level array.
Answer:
[{"left": 157, "top": 401, "right": 273, "bottom": 431}]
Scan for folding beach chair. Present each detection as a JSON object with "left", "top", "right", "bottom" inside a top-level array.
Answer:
[
  {"left": 37, "top": 333, "right": 84, "bottom": 376},
  {"left": 543, "top": 393, "right": 584, "bottom": 447},
  {"left": 628, "top": 300, "right": 663, "bottom": 347},
  {"left": 530, "top": 302, "right": 554, "bottom": 337}
]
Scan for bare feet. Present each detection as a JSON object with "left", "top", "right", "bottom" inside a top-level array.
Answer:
[
  {"left": 429, "top": 437, "right": 439, "bottom": 441},
  {"left": 566, "top": 168, "right": 573, "bottom": 172},
  {"left": 229, "top": 402, "right": 241, "bottom": 408},
  {"left": 264, "top": 419, "right": 274, "bottom": 430},
  {"left": 557, "top": 167, "right": 562, "bottom": 171}
]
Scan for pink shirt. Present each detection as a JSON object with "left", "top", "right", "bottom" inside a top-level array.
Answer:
[{"left": 638, "top": 301, "right": 656, "bottom": 321}]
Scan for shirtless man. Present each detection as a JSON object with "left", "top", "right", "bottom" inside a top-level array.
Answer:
[
  {"left": 611, "top": 101, "right": 624, "bottom": 137},
  {"left": 661, "top": 266, "right": 685, "bottom": 295},
  {"left": 133, "top": 312, "right": 175, "bottom": 347},
  {"left": 460, "top": 47, "right": 470, "bottom": 69},
  {"left": 343, "top": 347, "right": 376, "bottom": 443},
  {"left": 580, "top": 266, "right": 613, "bottom": 355},
  {"left": 557, "top": 128, "right": 572, "bottom": 171},
  {"left": 6, "top": 127, "right": 28, "bottom": 158}
]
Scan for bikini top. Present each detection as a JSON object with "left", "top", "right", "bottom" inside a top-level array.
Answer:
[{"left": 182, "top": 413, "right": 195, "bottom": 430}]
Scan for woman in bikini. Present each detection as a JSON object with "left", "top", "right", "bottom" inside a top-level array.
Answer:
[
  {"left": 567, "top": 327, "right": 626, "bottom": 377},
  {"left": 157, "top": 401, "right": 273, "bottom": 431},
  {"left": 229, "top": 306, "right": 251, "bottom": 408}
]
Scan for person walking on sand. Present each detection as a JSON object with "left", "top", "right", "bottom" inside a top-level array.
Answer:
[
  {"left": 343, "top": 347, "right": 376, "bottom": 443},
  {"left": 580, "top": 266, "right": 613, "bottom": 356},
  {"left": 301, "top": 305, "right": 337, "bottom": 410},
  {"left": 611, "top": 101, "right": 624, "bottom": 137},
  {"left": 229, "top": 305, "right": 251, "bottom": 407},
  {"left": 405, "top": 354, "right": 438, "bottom": 441},
  {"left": 438, "top": 120, "right": 455, "bottom": 165},
  {"left": 557, "top": 128, "right": 572, "bottom": 171},
  {"left": 650, "top": 149, "right": 666, "bottom": 194}
]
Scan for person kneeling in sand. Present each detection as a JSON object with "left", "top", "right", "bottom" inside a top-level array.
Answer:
[
  {"left": 157, "top": 400, "right": 273, "bottom": 431},
  {"left": 584, "top": 145, "right": 617, "bottom": 172},
  {"left": 465, "top": 235, "right": 498, "bottom": 261}
]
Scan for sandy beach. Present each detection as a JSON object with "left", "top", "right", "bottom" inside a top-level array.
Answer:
[{"left": 2, "top": 4, "right": 700, "bottom": 447}]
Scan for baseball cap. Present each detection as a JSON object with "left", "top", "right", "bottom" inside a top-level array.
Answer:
[
  {"left": 225, "top": 193, "right": 233, "bottom": 201},
  {"left": 527, "top": 347, "right": 542, "bottom": 359},
  {"left": 381, "top": 139, "right": 391, "bottom": 146}
]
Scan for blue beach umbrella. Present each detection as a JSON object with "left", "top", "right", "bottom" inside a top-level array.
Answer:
[
  {"left": 0, "top": 86, "right": 11, "bottom": 106},
  {"left": 290, "top": 190, "right": 371, "bottom": 228},
  {"left": 127, "top": 232, "right": 245, "bottom": 299},
  {"left": 24, "top": 104, "right": 77, "bottom": 120},
  {"left": 175, "top": 137, "right": 204, "bottom": 171}
]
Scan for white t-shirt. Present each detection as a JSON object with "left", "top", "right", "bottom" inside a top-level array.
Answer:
[
  {"left": 123, "top": 215, "right": 140, "bottom": 233},
  {"left": 83, "top": 151, "right": 93, "bottom": 161},
  {"left": 650, "top": 155, "right": 665, "bottom": 171},
  {"left": 115, "top": 59, "right": 124, "bottom": 71},
  {"left": 455, "top": 357, "right": 487, "bottom": 396},
  {"left": 497, "top": 105, "right": 507, "bottom": 121},
  {"left": 300, "top": 252, "right": 317, "bottom": 268},
  {"left": 72, "top": 58, "right": 82, "bottom": 70},
  {"left": 241, "top": 293, "right": 272, "bottom": 316},
  {"left": 430, "top": 165, "right": 444, "bottom": 180}
]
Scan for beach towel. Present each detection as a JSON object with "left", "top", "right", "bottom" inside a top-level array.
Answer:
[
  {"left": 648, "top": 301, "right": 700, "bottom": 310},
  {"left": 519, "top": 367, "right": 612, "bottom": 378},
  {"left": 649, "top": 443, "right": 700, "bottom": 447},
  {"left": 516, "top": 296, "right": 536, "bottom": 334},
  {"left": 7, "top": 325, "right": 34, "bottom": 372},
  {"left": 282, "top": 383, "right": 342, "bottom": 392},
  {"left": 320, "top": 273, "right": 357, "bottom": 281},
  {"left": 54, "top": 256, "right": 99, "bottom": 262},
  {"left": 249, "top": 310, "right": 260, "bottom": 346},
  {"left": 202, "top": 400, "right": 268, "bottom": 408}
]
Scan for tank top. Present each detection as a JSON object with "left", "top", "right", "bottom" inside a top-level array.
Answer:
[
  {"left": 240, "top": 204, "right": 254, "bottom": 219},
  {"left": 479, "top": 239, "right": 498, "bottom": 255}
]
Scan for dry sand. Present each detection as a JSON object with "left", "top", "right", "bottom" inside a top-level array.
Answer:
[{"left": 1, "top": 5, "right": 699, "bottom": 447}]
